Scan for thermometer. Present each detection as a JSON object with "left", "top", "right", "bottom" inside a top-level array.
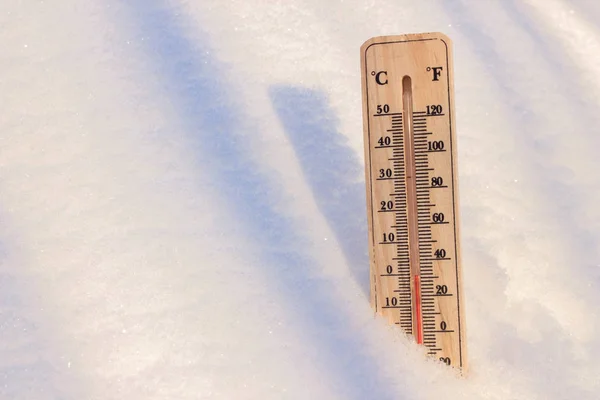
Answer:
[{"left": 360, "top": 33, "right": 467, "bottom": 370}]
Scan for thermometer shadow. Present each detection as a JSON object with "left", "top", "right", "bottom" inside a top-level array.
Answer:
[
  {"left": 269, "top": 86, "right": 370, "bottom": 298},
  {"left": 125, "top": 2, "right": 402, "bottom": 398}
]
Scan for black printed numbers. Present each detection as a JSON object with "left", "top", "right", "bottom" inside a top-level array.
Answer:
[
  {"left": 432, "top": 213, "right": 445, "bottom": 223},
  {"left": 431, "top": 177, "right": 443, "bottom": 186},
  {"left": 379, "top": 168, "right": 393, "bottom": 178},
  {"left": 434, "top": 249, "right": 446, "bottom": 258},
  {"left": 428, "top": 141, "right": 444, "bottom": 151},
  {"left": 377, "top": 104, "right": 390, "bottom": 114},
  {"left": 426, "top": 105, "right": 443, "bottom": 115},
  {"left": 383, "top": 233, "right": 395, "bottom": 243},
  {"left": 380, "top": 200, "right": 394, "bottom": 211},
  {"left": 439, "top": 357, "right": 451, "bottom": 365},
  {"left": 377, "top": 136, "right": 391, "bottom": 146}
]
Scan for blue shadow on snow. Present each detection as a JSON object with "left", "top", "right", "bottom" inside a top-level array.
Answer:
[
  {"left": 269, "top": 86, "right": 370, "bottom": 298},
  {"left": 127, "top": 2, "right": 406, "bottom": 399}
]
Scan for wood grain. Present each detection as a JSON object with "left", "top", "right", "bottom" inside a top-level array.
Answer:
[{"left": 360, "top": 33, "right": 467, "bottom": 371}]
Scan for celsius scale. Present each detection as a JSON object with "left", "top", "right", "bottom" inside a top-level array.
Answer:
[{"left": 360, "top": 32, "right": 467, "bottom": 371}]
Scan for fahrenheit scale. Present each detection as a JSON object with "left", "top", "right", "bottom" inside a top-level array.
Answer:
[{"left": 361, "top": 33, "right": 467, "bottom": 370}]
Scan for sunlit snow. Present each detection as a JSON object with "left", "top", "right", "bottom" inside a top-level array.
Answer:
[{"left": 1, "top": 1, "right": 599, "bottom": 399}]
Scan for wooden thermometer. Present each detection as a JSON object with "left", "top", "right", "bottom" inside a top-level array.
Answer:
[{"left": 360, "top": 33, "right": 467, "bottom": 370}]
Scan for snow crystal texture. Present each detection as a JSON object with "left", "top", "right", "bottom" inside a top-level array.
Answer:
[{"left": 1, "top": 0, "right": 599, "bottom": 399}]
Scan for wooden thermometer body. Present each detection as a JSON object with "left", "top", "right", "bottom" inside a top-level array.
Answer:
[{"left": 361, "top": 33, "right": 467, "bottom": 370}]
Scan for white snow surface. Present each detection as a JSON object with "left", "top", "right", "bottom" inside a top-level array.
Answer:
[{"left": 1, "top": 0, "right": 599, "bottom": 398}]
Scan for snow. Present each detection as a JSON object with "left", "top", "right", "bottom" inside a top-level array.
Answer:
[{"left": 1, "top": 0, "right": 599, "bottom": 398}]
